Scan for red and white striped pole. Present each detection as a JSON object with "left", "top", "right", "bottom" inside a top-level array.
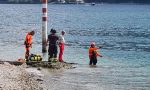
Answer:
[{"left": 42, "top": 0, "right": 47, "bottom": 53}]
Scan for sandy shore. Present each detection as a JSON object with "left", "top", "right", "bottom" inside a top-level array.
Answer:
[{"left": 0, "top": 62, "right": 43, "bottom": 90}]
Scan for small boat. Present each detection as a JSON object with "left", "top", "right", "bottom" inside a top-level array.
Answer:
[{"left": 91, "top": 3, "right": 95, "bottom": 6}]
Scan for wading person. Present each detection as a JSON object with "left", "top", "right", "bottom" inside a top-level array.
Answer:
[
  {"left": 58, "top": 31, "right": 65, "bottom": 62},
  {"left": 24, "top": 31, "right": 35, "bottom": 61},
  {"left": 89, "top": 42, "right": 102, "bottom": 65},
  {"left": 47, "top": 29, "right": 59, "bottom": 62}
]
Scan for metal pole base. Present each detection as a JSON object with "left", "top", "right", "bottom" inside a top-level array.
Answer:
[{"left": 42, "top": 48, "right": 47, "bottom": 53}]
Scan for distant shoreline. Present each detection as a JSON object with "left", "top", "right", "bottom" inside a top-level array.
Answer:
[
  {"left": 0, "top": 1, "right": 150, "bottom": 5},
  {"left": 0, "top": 2, "right": 150, "bottom": 5}
]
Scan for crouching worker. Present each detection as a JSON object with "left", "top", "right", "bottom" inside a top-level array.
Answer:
[
  {"left": 89, "top": 42, "right": 102, "bottom": 65},
  {"left": 24, "top": 31, "right": 35, "bottom": 61}
]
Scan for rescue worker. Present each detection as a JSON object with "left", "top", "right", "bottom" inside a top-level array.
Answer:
[
  {"left": 24, "top": 31, "right": 35, "bottom": 61},
  {"left": 47, "top": 29, "right": 59, "bottom": 62},
  {"left": 58, "top": 30, "right": 65, "bottom": 62},
  {"left": 89, "top": 42, "right": 102, "bottom": 65}
]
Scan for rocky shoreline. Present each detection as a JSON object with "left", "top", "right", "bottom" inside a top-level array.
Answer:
[
  {"left": 0, "top": 62, "right": 42, "bottom": 90},
  {"left": 26, "top": 61, "right": 76, "bottom": 69},
  {"left": 0, "top": 61, "right": 75, "bottom": 90}
]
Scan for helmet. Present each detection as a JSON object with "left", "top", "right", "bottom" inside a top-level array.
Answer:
[
  {"left": 50, "top": 28, "right": 56, "bottom": 33},
  {"left": 91, "top": 42, "right": 95, "bottom": 46}
]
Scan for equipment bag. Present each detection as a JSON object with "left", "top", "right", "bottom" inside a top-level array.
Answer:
[{"left": 29, "top": 54, "right": 42, "bottom": 61}]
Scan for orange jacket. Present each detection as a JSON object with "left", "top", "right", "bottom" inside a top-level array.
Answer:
[
  {"left": 25, "top": 32, "right": 32, "bottom": 45},
  {"left": 89, "top": 47, "right": 101, "bottom": 58}
]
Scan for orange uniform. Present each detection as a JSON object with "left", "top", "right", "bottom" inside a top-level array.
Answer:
[
  {"left": 89, "top": 47, "right": 101, "bottom": 58},
  {"left": 25, "top": 32, "right": 32, "bottom": 47},
  {"left": 24, "top": 32, "right": 33, "bottom": 60},
  {"left": 88, "top": 46, "right": 102, "bottom": 65}
]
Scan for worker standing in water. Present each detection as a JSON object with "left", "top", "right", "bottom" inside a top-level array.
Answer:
[
  {"left": 24, "top": 31, "right": 35, "bottom": 61},
  {"left": 58, "top": 30, "right": 65, "bottom": 62},
  {"left": 89, "top": 42, "right": 102, "bottom": 65}
]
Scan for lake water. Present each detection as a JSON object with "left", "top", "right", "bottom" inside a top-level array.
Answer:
[{"left": 0, "top": 4, "right": 150, "bottom": 90}]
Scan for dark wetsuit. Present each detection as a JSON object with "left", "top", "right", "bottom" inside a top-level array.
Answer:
[
  {"left": 89, "top": 51, "right": 97, "bottom": 65},
  {"left": 48, "top": 34, "right": 59, "bottom": 59}
]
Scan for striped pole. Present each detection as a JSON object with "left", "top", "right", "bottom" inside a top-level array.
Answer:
[{"left": 42, "top": 0, "right": 47, "bottom": 53}]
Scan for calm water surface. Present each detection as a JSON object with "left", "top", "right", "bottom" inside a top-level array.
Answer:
[{"left": 0, "top": 4, "right": 150, "bottom": 90}]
